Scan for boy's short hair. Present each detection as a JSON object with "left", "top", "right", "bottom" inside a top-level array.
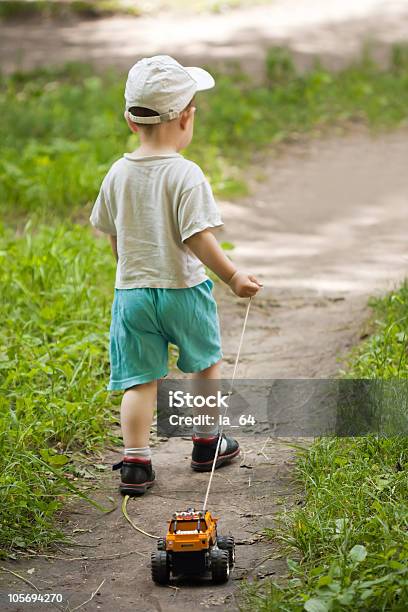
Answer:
[{"left": 128, "top": 98, "right": 194, "bottom": 132}]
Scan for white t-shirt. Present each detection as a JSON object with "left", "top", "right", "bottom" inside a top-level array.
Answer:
[{"left": 89, "top": 152, "right": 223, "bottom": 289}]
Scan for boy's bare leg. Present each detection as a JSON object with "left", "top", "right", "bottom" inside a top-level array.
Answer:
[
  {"left": 120, "top": 380, "right": 157, "bottom": 449},
  {"left": 113, "top": 380, "right": 157, "bottom": 496},
  {"left": 192, "top": 360, "right": 221, "bottom": 433},
  {"left": 191, "top": 359, "right": 240, "bottom": 470}
]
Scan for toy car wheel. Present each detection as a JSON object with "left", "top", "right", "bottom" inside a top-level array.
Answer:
[
  {"left": 157, "top": 537, "right": 166, "bottom": 551},
  {"left": 217, "top": 535, "right": 235, "bottom": 566},
  {"left": 151, "top": 550, "right": 170, "bottom": 584},
  {"left": 210, "top": 549, "right": 230, "bottom": 583}
]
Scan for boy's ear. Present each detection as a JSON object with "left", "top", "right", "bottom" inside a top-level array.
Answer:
[
  {"left": 124, "top": 110, "right": 139, "bottom": 133},
  {"left": 179, "top": 106, "right": 195, "bottom": 130}
]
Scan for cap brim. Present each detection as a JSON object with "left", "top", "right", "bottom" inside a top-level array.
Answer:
[{"left": 185, "top": 66, "right": 215, "bottom": 91}]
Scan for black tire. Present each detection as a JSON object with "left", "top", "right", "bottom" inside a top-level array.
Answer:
[
  {"left": 151, "top": 550, "right": 170, "bottom": 584},
  {"left": 210, "top": 548, "right": 230, "bottom": 584},
  {"left": 217, "top": 535, "right": 235, "bottom": 566},
  {"left": 157, "top": 537, "right": 166, "bottom": 551}
]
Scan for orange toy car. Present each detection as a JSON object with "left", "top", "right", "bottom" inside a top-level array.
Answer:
[{"left": 151, "top": 507, "right": 235, "bottom": 584}]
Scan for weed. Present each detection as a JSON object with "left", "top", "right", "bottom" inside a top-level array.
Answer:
[
  {"left": 346, "top": 282, "right": 408, "bottom": 378},
  {"left": 0, "top": 223, "right": 118, "bottom": 557},
  {"left": 0, "top": 0, "right": 140, "bottom": 20}
]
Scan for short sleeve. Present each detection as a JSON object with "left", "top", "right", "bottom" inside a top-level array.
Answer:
[
  {"left": 178, "top": 179, "right": 223, "bottom": 242},
  {"left": 89, "top": 177, "right": 117, "bottom": 235}
]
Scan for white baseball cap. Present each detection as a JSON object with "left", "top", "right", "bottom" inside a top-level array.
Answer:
[{"left": 124, "top": 55, "right": 215, "bottom": 124}]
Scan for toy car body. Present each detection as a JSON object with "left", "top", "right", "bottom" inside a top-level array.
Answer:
[{"left": 151, "top": 508, "right": 235, "bottom": 584}]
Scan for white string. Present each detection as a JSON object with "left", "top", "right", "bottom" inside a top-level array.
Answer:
[{"left": 202, "top": 297, "right": 252, "bottom": 512}]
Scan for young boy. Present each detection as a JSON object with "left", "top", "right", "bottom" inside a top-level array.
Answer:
[{"left": 90, "top": 55, "right": 261, "bottom": 496}]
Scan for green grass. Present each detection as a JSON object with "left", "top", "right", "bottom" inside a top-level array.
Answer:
[
  {"left": 242, "top": 284, "right": 408, "bottom": 611},
  {"left": 0, "top": 0, "right": 268, "bottom": 20},
  {"left": 0, "top": 222, "right": 118, "bottom": 557},
  {"left": 346, "top": 282, "right": 408, "bottom": 378},
  {"left": 0, "top": 0, "right": 140, "bottom": 20},
  {"left": 2, "top": 45, "right": 408, "bottom": 223},
  {"left": 242, "top": 437, "right": 408, "bottom": 611}
]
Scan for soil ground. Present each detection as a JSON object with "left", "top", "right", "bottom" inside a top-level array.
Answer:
[{"left": 2, "top": 2, "right": 408, "bottom": 610}]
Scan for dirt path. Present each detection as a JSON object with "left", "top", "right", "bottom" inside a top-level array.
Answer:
[
  {"left": 1, "top": 441, "right": 295, "bottom": 612},
  {"left": 2, "top": 129, "right": 408, "bottom": 610},
  {"left": 1, "top": 0, "right": 408, "bottom": 76},
  {"left": 220, "top": 127, "right": 408, "bottom": 378}
]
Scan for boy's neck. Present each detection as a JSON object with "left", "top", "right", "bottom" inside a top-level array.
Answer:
[
  {"left": 135, "top": 144, "right": 179, "bottom": 156},
  {"left": 135, "top": 129, "right": 181, "bottom": 157}
]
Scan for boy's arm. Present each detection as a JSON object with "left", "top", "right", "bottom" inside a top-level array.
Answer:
[
  {"left": 185, "top": 229, "right": 262, "bottom": 298},
  {"left": 109, "top": 235, "right": 118, "bottom": 262}
]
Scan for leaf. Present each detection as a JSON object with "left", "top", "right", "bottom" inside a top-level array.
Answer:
[
  {"left": 39, "top": 448, "right": 70, "bottom": 467},
  {"left": 317, "top": 575, "right": 332, "bottom": 587},
  {"left": 349, "top": 544, "right": 367, "bottom": 563},
  {"left": 389, "top": 560, "right": 405, "bottom": 570},
  {"left": 371, "top": 499, "right": 382, "bottom": 513},
  {"left": 374, "top": 476, "right": 391, "bottom": 491},
  {"left": 304, "top": 598, "right": 330, "bottom": 612},
  {"left": 13, "top": 537, "right": 26, "bottom": 548},
  {"left": 309, "top": 565, "right": 325, "bottom": 577},
  {"left": 40, "top": 449, "right": 52, "bottom": 461},
  {"left": 337, "top": 588, "right": 355, "bottom": 606},
  {"left": 287, "top": 558, "right": 301, "bottom": 574},
  {"left": 48, "top": 454, "right": 70, "bottom": 466},
  {"left": 361, "top": 589, "right": 374, "bottom": 600},
  {"left": 335, "top": 518, "right": 349, "bottom": 533}
]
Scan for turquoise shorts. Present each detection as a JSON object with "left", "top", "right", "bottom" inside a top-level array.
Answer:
[{"left": 107, "top": 279, "right": 222, "bottom": 391}]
